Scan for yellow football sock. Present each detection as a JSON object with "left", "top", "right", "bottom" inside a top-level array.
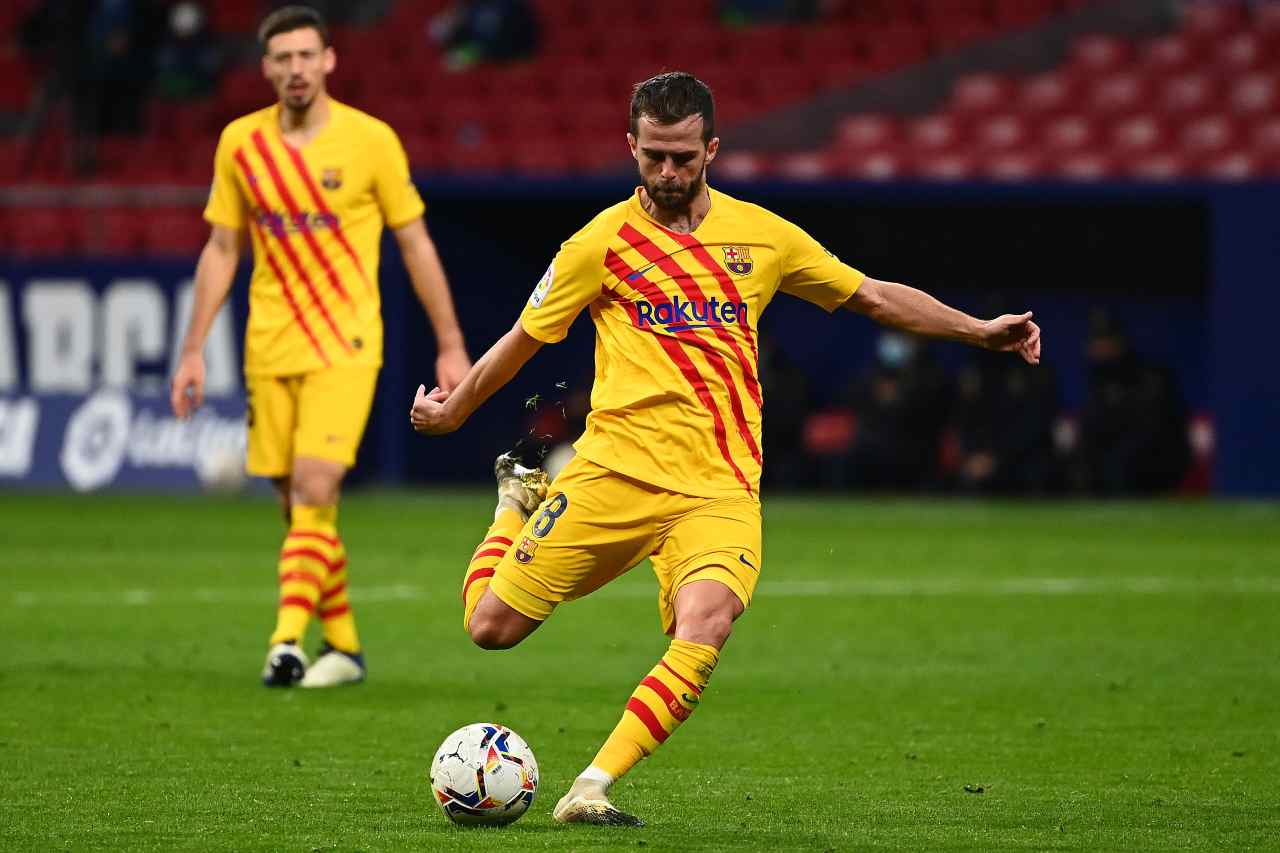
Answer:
[
  {"left": 461, "top": 508, "right": 523, "bottom": 630},
  {"left": 269, "top": 504, "right": 342, "bottom": 647},
  {"left": 590, "top": 638, "right": 720, "bottom": 781},
  {"left": 318, "top": 535, "right": 360, "bottom": 654}
]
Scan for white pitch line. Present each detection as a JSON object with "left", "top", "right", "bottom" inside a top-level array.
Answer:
[{"left": 9, "top": 576, "right": 1280, "bottom": 608}]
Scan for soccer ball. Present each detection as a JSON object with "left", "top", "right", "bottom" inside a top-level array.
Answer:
[{"left": 429, "top": 723, "right": 539, "bottom": 826}]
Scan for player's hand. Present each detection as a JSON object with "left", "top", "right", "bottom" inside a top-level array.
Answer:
[
  {"left": 410, "top": 384, "right": 457, "bottom": 435},
  {"left": 979, "top": 311, "right": 1041, "bottom": 365},
  {"left": 170, "top": 351, "right": 206, "bottom": 419},
  {"left": 435, "top": 346, "right": 471, "bottom": 393}
]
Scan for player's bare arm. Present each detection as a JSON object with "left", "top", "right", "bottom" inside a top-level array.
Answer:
[
  {"left": 409, "top": 320, "right": 543, "bottom": 435},
  {"left": 844, "top": 276, "right": 1042, "bottom": 365},
  {"left": 170, "top": 223, "right": 245, "bottom": 418},
  {"left": 394, "top": 218, "right": 472, "bottom": 391}
]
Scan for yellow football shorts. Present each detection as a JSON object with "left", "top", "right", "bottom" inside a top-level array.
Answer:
[
  {"left": 490, "top": 455, "right": 763, "bottom": 634},
  {"left": 244, "top": 367, "right": 379, "bottom": 477}
]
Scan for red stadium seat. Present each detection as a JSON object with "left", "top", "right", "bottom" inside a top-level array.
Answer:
[
  {"left": 1070, "top": 35, "right": 1132, "bottom": 74},
  {"left": 1215, "top": 32, "right": 1268, "bottom": 72},
  {"left": 1139, "top": 34, "right": 1200, "bottom": 74},
  {"left": 974, "top": 114, "right": 1029, "bottom": 151},
  {"left": 833, "top": 114, "right": 900, "bottom": 151},
  {"left": 1180, "top": 115, "right": 1240, "bottom": 156},
  {"left": 950, "top": 73, "right": 1015, "bottom": 116},
  {"left": 1160, "top": 73, "right": 1220, "bottom": 115},
  {"left": 1088, "top": 73, "right": 1149, "bottom": 116},
  {"left": 1231, "top": 73, "right": 1279, "bottom": 116},
  {"left": 983, "top": 150, "right": 1045, "bottom": 182},
  {"left": 776, "top": 152, "right": 835, "bottom": 182},
  {"left": 1018, "top": 72, "right": 1078, "bottom": 115},
  {"left": 1126, "top": 151, "right": 1194, "bottom": 181},
  {"left": 907, "top": 115, "right": 963, "bottom": 152},
  {"left": 715, "top": 151, "right": 771, "bottom": 181},
  {"left": 92, "top": 209, "right": 146, "bottom": 256},
  {"left": 1203, "top": 151, "right": 1263, "bottom": 180},
  {"left": 1251, "top": 116, "right": 1280, "bottom": 154},
  {"left": 1111, "top": 114, "right": 1169, "bottom": 155},
  {"left": 10, "top": 208, "right": 83, "bottom": 257},
  {"left": 1053, "top": 152, "right": 1117, "bottom": 181},
  {"left": 1182, "top": 1, "right": 1248, "bottom": 40},
  {"left": 914, "top": 152, "right": 977, "bottom": 180},
  {"left": 840, "top": 150, "right": 909, "bottom": 181},
  {"left": 1042, "top": 115, "right": 1098, "bottom": 153}
]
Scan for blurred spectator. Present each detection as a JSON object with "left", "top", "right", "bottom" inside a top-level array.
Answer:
[
  {"left": 720, "top": 0, "right": 821, "bottom": 24},
  {"left": 950, "top": 350, "right": 1058, "bottom": 495},
  {"left": 429, "top": 0, "right": 540, "bottom": 70},
  {"left": 154, "top": 2, "right": 222, "bottom": 99},
  {"left": 758, "top": 334, "right": 811, "bottom": 488},
  {"left": 838, "top": 331, "right": 951, "bottom": 490},
  {"left": 1071, "top": 311, "right": 1191, "bottom": 495}
]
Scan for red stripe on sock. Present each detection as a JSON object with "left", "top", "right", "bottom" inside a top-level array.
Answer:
[
  {"left": 280, "top": 547, "right": 346, "bottom": 574},
  {"left": 461, "top": 568, "right": 496, "bottom": 603},
  {"left": 641, "top": 675, "right": 691, "bottom": 722},
  {"left": 278, "top": 570, "right": 324, "bottom": 592},
  {"left": 320, "top": 581, "right": 347, "bottom": 602},
  {"left": 319, "top": 603, "right": 351, "bottom": 620},
  {"left": 287, "top": 530, "right": 340, "bottom": 548},
  {"left": 625, "top": 697, "right": 670, "bottom": 744},
  {"left": 659, "top": 660, "right": 702, "bottom": 696},
  {"left": 279, "top": 595, "right": 315, "bottom": 612}
]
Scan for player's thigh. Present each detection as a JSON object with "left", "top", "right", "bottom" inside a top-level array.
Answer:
[
  {"left": 293, "top": 366, "right": 379, "bottom": 468},
  {"left": 245, "top": 373, "right": 301, "bottom": 478},
  {"left": 651, "top": 496, "right": 762, "bottom": 635},
  {"left": 489, "top": 456, "right": 660, "bottom": 622}
]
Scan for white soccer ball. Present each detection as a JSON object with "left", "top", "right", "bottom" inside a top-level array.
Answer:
[{"left": 429, "top": 723, "right": 539, "bottom": 826}]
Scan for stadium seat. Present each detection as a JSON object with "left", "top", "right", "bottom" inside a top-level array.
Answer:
[
  {"left": 1181, "top": 115, "right": 1239, "bottom": 156},
  {"left": 974, "top": 114, "right": 1029, "bottom": 151},
  {"left": 93, "top": 209, "right": 146, "bottom": 256},
  {"left": 907, "top": 115, "right": 963, "bottom": 153},
  {"left": 1160, "top": 72, "right": 1219, "bottom": 115},
  {"left": 1216, "top": 32, "right": 1268, "bottom": 71},
  {"left": 1042, "top": 115, "right": 1098, "bottom": 153},
  {"left": 1053, "top": 152, "right": 1117, "bottom": 181},
  {"left": 1111, "top": 114, "right": 1169, "bottom": 155},
  {"left": 1204, "top": 151, "right": 1263, "bottom": 180},
  {"left": 715, "top": 151, "right": 771, "bottom": 181},
  {"left": 1231, "top": 73, "right": 1279, "bottom": 116},
  {"left": 950, "top": 73, "right": 1016, "bottom": 116},
  {"left": 776, "top": 152, "right": 835, "bottom": 182},
  {"left": 983, "top": 150, "right": 1044, "bottom": 181},
  {"left": 839, "top": 150, "right": 908, "bottom": 181},
  {"left": 914, "top": 152, "right": 977, "bottom": 180},
  {"left": 1139, "top": 34, "right": 1200, "bottom": 75},
  {"left": 1088, "top": 73, "right": 1149, "bottom": 116},
  {"left": 143, "top": 209, "right": 209, "bottom": 256},
  {"left": 1181, "top": 1, "right": 1248, "bottom": 41},
  {"left": 1070, "top": 35, "right": 1133, "bottom": 74},
  {"left": 1251, "top": 116, "right": 1280, "bottom": 154},
  {"left": 833, "top": 114, "right": 899, "bottom": 151},
  {"left": 1126, "top": 151, "right": 1193, "bottom": 181},
  {"left": 1018, "top": 72, "right": 1078, "bottom": 115}
]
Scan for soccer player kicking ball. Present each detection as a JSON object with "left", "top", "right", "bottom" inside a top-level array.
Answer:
[
  {"left": 172, "top": 6, "right": 470, "bottom": 688},
  {"left": 410, "top": 72, "right": 1040, "bottom": 825}
]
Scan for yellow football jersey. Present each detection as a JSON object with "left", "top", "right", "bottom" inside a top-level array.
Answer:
[
  {"left": 520, "top": 187, "right": 864, "bottom": 499},
  {"left": 204, "top": 100, "right": 424, "bottom": 375}
]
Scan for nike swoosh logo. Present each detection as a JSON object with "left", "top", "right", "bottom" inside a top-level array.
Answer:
[
  {"left": 682, "top": 692, "right": 700, "bottom": 706},
  {"left": 738, "top": 554, "right": 757, "bottom": 571},
  {"left": 626, "top": 262, "right": 657, "bottom": 281}
]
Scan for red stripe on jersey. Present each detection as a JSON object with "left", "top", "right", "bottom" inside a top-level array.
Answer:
[
  {"left": 641, "top": 675, "right": 691, "bottom": 722},
  {"left": 461, "top": 568, "right": 496, "bottom": 603},
  {"left": 659, "top": 660, "right": 702, "bottom": 696},
  {"left": 287, "top": 530, "right": 341, "bottom": 548},
  {"left": 234, "top": 148, "right": 351, "bottom": 356},
  {"left": 617, "top": 225, "right": 762, "bottom": 466},
  {"left": 663, "top": 229, "right": 760, "bottom": 365},
  {"left": 318, "top": 602, "right": 351, "bottom": 620},
  {"left": 281, "top": 141, "right": 372, "bottom": 292},
  {"left": 320, "top": 581, "right": 347, "bottom": 602},
  {"left": 619, "top": 223, "right": 763, "bottom": 410},
  {"left": 246, "top": 219, "right": 330, "bottom": 366},
  {"left": 605, "top": 249, "right": 754, "bottom": 497},
  {"left": 481, "top": 536, "right": 514, "bottom": 548},
  {"left": 280, "top": 547, "right": 347, "bottom": 574},
  {"left": 278, "top": 570, "right": 324, "bottom": 591},
  {"left": 279, "top": 595, "right": 316, "bottom": 612},
  {"left": 251, "top": 130, "right": 353, "bottom": 306},
  {"left": 470, "top": 548, "right": 509, "bottom": 563},
  {"left": 625, "top": 697, "right": 670, "bottom": 743}
]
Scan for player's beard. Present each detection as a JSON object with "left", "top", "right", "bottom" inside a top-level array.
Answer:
[{"left": 645, "top": 161, "right": 706, "bottom": 212}]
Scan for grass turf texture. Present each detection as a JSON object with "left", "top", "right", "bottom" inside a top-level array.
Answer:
[{"left": 1, "top": 493, "right": 1277, "bottom": 852}]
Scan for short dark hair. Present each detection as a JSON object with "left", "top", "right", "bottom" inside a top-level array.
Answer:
[
  {"left": 630, "top": 72, "right": 715, "bottom": 143},
  {"left": 258, "top": 5, "right": 330, "bottom": 50}
]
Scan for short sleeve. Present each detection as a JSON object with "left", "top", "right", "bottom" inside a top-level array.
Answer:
[
  {"left": 373, "top": 124, "right": 425, "bottom": 228},
  {"left": 519, "top": 228, "right": 604, "bottom": 344},
  {"left": 203, "top": 129, "right": 247, "bottom": 230},
  {"left": 778, "top": 220, "right": 864, "bottom": 312}
]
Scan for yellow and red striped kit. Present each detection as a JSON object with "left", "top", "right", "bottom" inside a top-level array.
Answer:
[
  {"left": 520, "top": 187, "right": 864, "bottom": 500},
  {"left": 204, "top": 100, "right": 423, "bottom": 375}
]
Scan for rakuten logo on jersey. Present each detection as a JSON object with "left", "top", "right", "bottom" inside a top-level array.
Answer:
[{"left": 634, "top": 295, "right": 748, "bottom": 333}]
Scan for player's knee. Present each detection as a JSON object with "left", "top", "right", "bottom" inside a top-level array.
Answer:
[
  {"left": 467, "top": 613, "right": 525, "bottom": 651},
  {"left": 679, "top": 609, "right": 735, "bottom": 648},
  {"left": 290, "top": 471, "right": 340, "bottom": 507}
]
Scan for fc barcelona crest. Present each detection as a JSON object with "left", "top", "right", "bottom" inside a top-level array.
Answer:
[
  {"left": 722, "top": 245, "right": 753, "bottom": 276},
  {"left": 514, "top": 537, "right": 539, "bottom": 564},
  {"left": 321, "top": 168, "right": 343, "bottom": 190}
]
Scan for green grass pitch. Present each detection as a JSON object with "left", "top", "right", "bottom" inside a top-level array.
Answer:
[{"left": 1, "top": 492, "right": 1278, "bottom": 852}]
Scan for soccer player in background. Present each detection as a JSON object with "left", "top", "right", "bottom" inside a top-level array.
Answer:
[
  {"left": 410, "top": 72, "right": 1040, "bottom": 825},
  {"left": 171, "top": 6, "right": 471, "bottom": 688}
]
